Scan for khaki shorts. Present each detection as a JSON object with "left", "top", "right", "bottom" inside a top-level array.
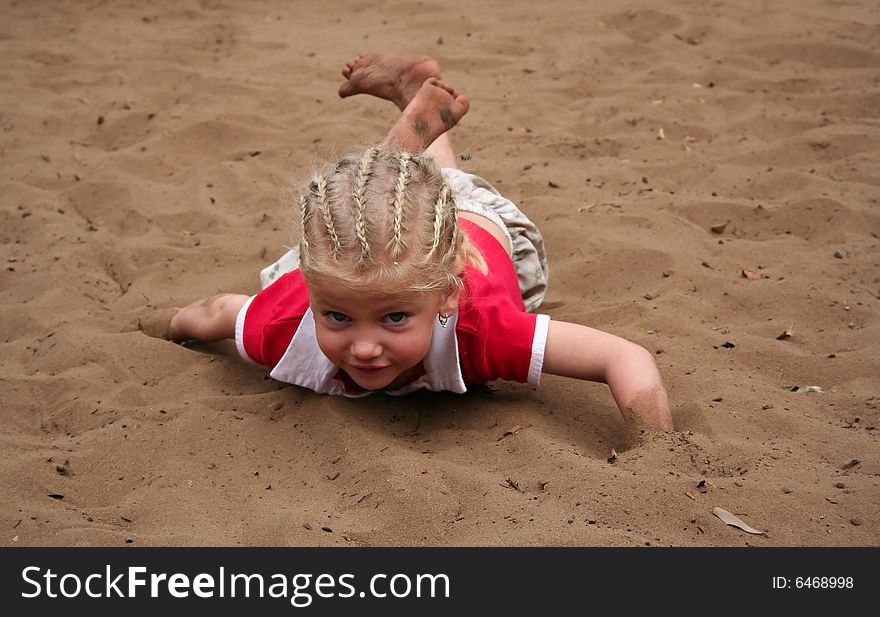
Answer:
[{"left": 260, "top": 168, "right": 549, "bottom": 312}]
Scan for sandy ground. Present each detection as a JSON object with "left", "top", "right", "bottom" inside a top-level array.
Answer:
[{"left": 1, "top": 0, "right": 878, "bottom": 547}]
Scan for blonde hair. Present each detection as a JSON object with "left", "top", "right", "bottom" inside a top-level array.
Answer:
[{"left": 297, "top": 147, "right": 486, "bottom": 298}]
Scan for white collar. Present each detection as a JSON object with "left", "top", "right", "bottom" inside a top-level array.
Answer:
[{"left": 269, "top": 308, "right": 467, "bottom": 397}]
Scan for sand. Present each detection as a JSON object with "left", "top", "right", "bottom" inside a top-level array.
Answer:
[{"left": 1, "top": 0, "right": 877, "bottom": 547}]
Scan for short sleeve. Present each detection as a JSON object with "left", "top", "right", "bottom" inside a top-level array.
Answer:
[
  {"left": 456, "top": 295, "right": 549, "bottom": 385},
  {"left": 454, "top": 220, "right": 549, "bottom": 385},
  {"left": 237, "top": 270, "right": 310, "bottom": 368}
]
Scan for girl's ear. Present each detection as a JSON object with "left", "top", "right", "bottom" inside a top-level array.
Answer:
[
  {"left": 440, "top": 258, "right": 466, "bottom": 314},
  {"left": 440, "top": 286, "right": 460, "bottom": 316}
]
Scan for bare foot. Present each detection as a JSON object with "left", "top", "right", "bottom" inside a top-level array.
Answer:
[
  {"left": 382, "top": 78, "right": 469, "bottom": 154},
  {"left": 339, "top": 52, "right": 442, "bottom": 110}
]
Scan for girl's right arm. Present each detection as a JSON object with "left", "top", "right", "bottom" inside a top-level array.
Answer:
[
  {"left": 541, "top": 320, "right": 673, "bottom": 432},
  {"left": 169, "top": 293, "right": 249, "bottom": 342}
]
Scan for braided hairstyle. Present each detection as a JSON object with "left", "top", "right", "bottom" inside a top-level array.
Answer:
[{"left": 297, "top": 147, "right": 485, "bottom": 297}]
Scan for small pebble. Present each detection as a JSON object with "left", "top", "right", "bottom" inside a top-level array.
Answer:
[
  {"left": 321, "top": 526, "right": 333, "bottom": 533},
  {"left": 850, "top": 518, "right": 862, "bottom": 526}
]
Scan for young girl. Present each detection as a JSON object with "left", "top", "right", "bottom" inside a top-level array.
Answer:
[{"left": 164, "top": 53, "right": 673, "bottom": 433}]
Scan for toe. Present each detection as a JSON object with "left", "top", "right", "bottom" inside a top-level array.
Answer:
[
  {"left": 338, "top": 81, "right": 355, "bottom": 98},
  {"left": 441, "top": 82, "right": 458, "bottom": 97}
]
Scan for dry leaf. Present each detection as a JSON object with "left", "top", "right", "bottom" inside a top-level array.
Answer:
[
  {"left": 788, "top": 385, "right": 823, "bottom": 393},
  {"left": 776, "top": 328, "right": 793, "bottom": 340},
  {"left": 497, "top": 424, "right": 524, "bottom": 441},
  {"left": 712, "top": 507, "right": 766, "bottom": 535},
  {"left": 675, "top": 33, "right": 701, "bottom": 45}
]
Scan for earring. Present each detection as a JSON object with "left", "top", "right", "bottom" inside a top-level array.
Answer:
[{"left": 438, "top": 313, "right": 450, "bottom": 328}]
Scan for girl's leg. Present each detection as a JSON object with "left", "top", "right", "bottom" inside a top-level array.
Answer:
[
  {"left": 169, "top": 293, "right": 249, "bottom": 342},
  {"left": 424, "top": 132, "right": 458, "bottom": 170},
  {"left": 338, "top": 52, "right": 467, "bottom": 158},
  {"left": 380, "top": 79, "right": 468, "bottom": 154},
  {"left": 339, "top": 53, "right": 511, "bottom": 249}
]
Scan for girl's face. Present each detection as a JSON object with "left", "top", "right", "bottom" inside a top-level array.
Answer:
[{"left": 308, "top": 282, "right": 458, "bottom": 391}]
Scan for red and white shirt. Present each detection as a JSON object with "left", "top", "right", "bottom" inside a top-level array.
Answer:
[{"left": 235, "top": 219, "right": 550, "bottom": 397}]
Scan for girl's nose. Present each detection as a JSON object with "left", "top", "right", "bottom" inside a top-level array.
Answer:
[{"left": 350, "top": 338, "right": 382, "bottom": 360}]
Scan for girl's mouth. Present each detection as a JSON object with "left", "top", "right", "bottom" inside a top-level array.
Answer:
[{"left": 350, "top": 364, "right": 390, "bottom": 372}]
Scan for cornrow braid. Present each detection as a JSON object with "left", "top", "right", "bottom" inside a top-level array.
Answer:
[
  {"left": 312, "top": 174, "right": 340, "bottom": 259},
  {"left": 390, "top": 151, "right": 412, "bottom": 259},
  {"left": 445, "top": 186, "right": 460, "bottom": 263},
  {"left": 352, "top": 147, "right": 379, "bottom": 263},
  {"left": 298, "top": 194, "right": 311, "bottom": 257},
  {"left": 429, "top": 183, "right": 451, "bottom": 258}
]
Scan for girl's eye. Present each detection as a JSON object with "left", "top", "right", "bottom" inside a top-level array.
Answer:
[
  {"left": 385, "top": 312, "right": 408, "bottom": 324},
  {"left": 326, "top": 311, "right": 350, "bottom": 323}
]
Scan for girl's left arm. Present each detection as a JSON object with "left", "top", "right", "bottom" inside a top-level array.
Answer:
[{"left": 541, "top": 319, "right": 673, "bottom": 431}]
